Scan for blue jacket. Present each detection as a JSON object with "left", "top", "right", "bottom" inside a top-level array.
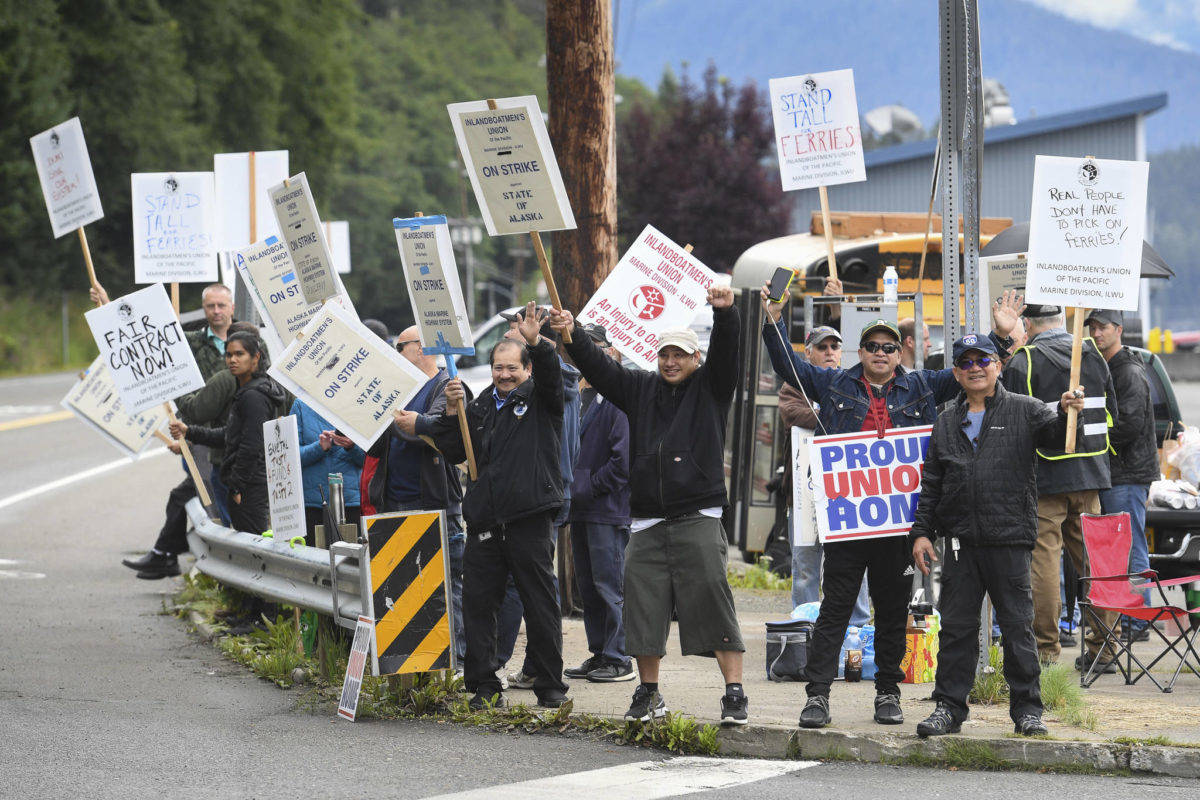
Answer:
[
  {"left": 291, "top": 399, "right": 366, "bottom": 508},
  {"left": 568, "top": 392, "right": 631, "bottom": 526},
  {"left": 560, "top": 358, "right": 582, "bottom": 502},
  {"left": 762, "top": 318, "right": 1004, "bottom": 435}
]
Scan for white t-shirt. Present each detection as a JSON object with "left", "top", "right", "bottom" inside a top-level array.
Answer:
[{"left": 630, "top": 506, "right": 723, "bottom": 534}]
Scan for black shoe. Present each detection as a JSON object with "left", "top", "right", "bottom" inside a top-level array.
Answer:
[
  {"left": 564, "top": 656, "right": 601, "bottom": 679},
  {"left": 1122, "top": 626, "right": 1151, "bottom": 643},
  {"left": 624, "top": 684, "right": 667, "bottom": 722},
  {"left": 916, "top": 704, "right": 961, "bottom": 738},
  {"left": 1075, "top": 654, "right": 1117, "bottom": 674},
  {"left": 1014, "top": 714, "right": 1048, "bottom": 736},
  {"left": 133, "top": 552, "right": 180, "bottom": 579},
  {"left": 536, "top": 689, "right": 568, "bottom": 708},
  {"left": 121, "top": 551, "right": 159, "bottom": 571},
  {"left": 720, "top": 691, "right": 749, "bottom": 726},
  {"left": 587, "top": 662, "right": 635, "bottom": 683},
  {"left": 874, "top": 692, "right": 904, "bottom": 725},
  {"left": 468, "top": 691, "right": 504, "bottom": 711},
  {"left": 1060, "top": 631, "right": 1078, "bottom": 647},
  {"left": 799, "top": 695, "right": 830, "bottom": 729}
]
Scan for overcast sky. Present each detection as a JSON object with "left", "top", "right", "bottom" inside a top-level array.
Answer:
[{"left": 1023, "top": 0, "right": 1200, "bottom": 51}]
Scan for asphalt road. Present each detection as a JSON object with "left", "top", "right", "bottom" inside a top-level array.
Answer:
[{"left": 1, "top": 372, "right": 1199, "bottom": 798}]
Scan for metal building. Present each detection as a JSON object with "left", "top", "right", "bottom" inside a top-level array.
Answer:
[{"left": 787, "top": 93, "right": 1167, "bottom": 227}]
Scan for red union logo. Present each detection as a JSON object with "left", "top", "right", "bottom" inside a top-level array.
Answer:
[{"left": 629, "top": 285, "right": 666, "bottom": 320}]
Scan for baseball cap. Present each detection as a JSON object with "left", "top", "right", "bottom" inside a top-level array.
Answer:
[
  {"left": 1022, "top": 304, "right": 1062, "bottom": 318},
  {"left": 859, "top": 318, "right": 900, "bottom": 344},
  {"left": 805, "top": 325, "right": 842, "bottom": 347},
  {"left": 951, "top": 333, "right": 1000, "bottom": 364},
  {"left": 1084, "top": 309, "right": 1124, "bottom": 327},
  {"left": 582, "top": 323, "right": 612, "bottom": 346},
  {"left": 657, "top": 327, "right": 700, "bottom": 354}
]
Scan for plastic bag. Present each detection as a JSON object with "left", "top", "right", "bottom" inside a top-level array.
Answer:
[{"left": 1168, "top": 426, "right": 1200, "bottom": 488}]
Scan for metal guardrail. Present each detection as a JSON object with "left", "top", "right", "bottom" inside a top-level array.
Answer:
[{"left": 184, "top": 498, "right": 368, "bottom": 629}]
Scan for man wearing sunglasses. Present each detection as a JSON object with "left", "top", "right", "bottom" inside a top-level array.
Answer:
[
  {"left": 760, "top": 285, "right": 1023, "bottom": 731},
  {"left": 911, "top": 335, "right": 1084, "bottom": 737}
]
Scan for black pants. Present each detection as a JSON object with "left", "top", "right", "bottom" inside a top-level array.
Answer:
[
  {"left": 229, "top": 483, "right": 270, "bottom": 535},
  {"left": 463, "top": 511, "right": 566, "bottom": 698},
  {"left": 933, "top": 544, "right": 1042, "bottom": 723},
  {"left": 153, "top": 476, "right": 196, "bottom": 555},
  {"left": 806, "top": 537, "right": 910, "bottom": 698}
]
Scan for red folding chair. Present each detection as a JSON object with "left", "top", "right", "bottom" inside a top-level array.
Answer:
[{"left": 1078, "top": 512, "right": 1200, "bottom": 692}]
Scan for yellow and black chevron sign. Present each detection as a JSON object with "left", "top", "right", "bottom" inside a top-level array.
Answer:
[{"left": 363, "top": 510, "right": 453, "bottom": 675}]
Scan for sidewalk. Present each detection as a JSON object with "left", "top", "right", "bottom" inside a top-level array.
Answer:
[{"left": 505, "top": 586, "right": 1200, "bottom": 776}]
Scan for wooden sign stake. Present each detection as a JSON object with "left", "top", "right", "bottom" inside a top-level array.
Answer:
[
  {"left": 916, "top": 136, "right": 942, "bottom": 299},
  {"left": 817, "top": 185, "right": 839, "bottom": 282},
  {"left": 77, "top": 226, "right": 100, "bottom": 293},
  {"left": 248, "top": 150, "right": 257, "bottom": 243},
  {"left": 1064, "top": 306, "right": 1085, "bottom": 454}
]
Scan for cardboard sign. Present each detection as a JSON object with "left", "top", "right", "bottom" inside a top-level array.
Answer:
[
  {"left": 61, "top": 356, "right": 171, "bottom": 458},
  {"left": 326, "top": 220, "right": 351, "bottom": 273},
  {"left": 131, "top": 172, "right": 218, "bottom": 283},
  {"left": 1026, "top": 155, "right": 1149, "bottom": 312},
  {"left": 264, "top": 415, "right": 305, "bottom": 542},
  {"left": 447, "top": 95, "right": 576, "bottom": 236},
  {"left": 577, "top": 225, "right": 717, "bottom": 369},
  {"left": 84, "top": 284, "right": 205, "bottom": 415},
  {"left": 269, "top": 172, "right": 340, "bottom": 305},
  {"left": 769, "top": 69, "right": 866, "bottom": 191},
  {"left": 231, "top": 235, "right": 356, "bottom": 356},
  {"left": 268, "top": 302, "right": 428, "bottom": 451},
  {"left": 213, "top": 150, "right": 289, "bottom": 251},
  {"left": 394, "top": 215, "right": 473, "bottom": 352},
  {"left": 791, "top": 427, "right": 819, "bottom": 546},
  {"left": 337, "top": 615, "right": 375, "bottom": 721},
  {"left": 977, "top": 254, "right": 1026, "bottom": 327},
  {"left": 29, "top": 117, "right": 104, "bottom": 238},
  {"left": 809, "top": 426, "right": 933, "bottom": 542}
]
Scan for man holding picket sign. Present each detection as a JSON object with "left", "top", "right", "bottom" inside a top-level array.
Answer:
[
  {"left": 760, "top": 285, "right": 1024, "bottom": 730},
  {"left": 909, "top": 335, "right": 1085, "bottom": 738}
]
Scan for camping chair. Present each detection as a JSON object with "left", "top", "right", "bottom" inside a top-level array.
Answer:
[{"left": 1078, "top": 513, "right": 1200, "bottom": 692}]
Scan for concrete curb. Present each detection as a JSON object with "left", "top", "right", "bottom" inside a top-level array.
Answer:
[{"left": 187, "top": 609, "right": 219, "bottom": 641}]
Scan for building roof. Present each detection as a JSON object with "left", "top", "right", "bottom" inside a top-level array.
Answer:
[{"left": 865, "top": 92, "right": 1168, "bottom": 169}]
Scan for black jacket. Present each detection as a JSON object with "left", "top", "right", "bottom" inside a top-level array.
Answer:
[
  {"left": 564, "top": 305, "right": 739, "bottom": 519},
  {"left": 417, "top": 339, "right": 563, "bottom": 534},
  {"left": 911, "top": 383, "right": 1072, "bottom": 549},
  {"left": 568, "top": 390, "right": 631, "bottom": 527},
  {"left": 186, "top": 373, "right": 288, "bottom": 497},
  {"left": 367, "top": 369, "right": 467, "bottom": 516},
  {"left": 1105, "top": 346, "right": 1159, "bottom": 486}
]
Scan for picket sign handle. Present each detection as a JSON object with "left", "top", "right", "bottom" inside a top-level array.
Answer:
[
  {"left": 1064, "top": 306, "right": 1085, "bottom": 454},
  {"left": 484, "top": 97, "right": 572, "bottom": 344},
  {"left": 817, "top": 185, "right": 839, "bottom": 282},
  {"left": 77, "top": 226, "right": 100, "bottom": 293},
  {"left": 165, "top": 278, "right": 213, "bottom": 506},
  {"left": 248, "top": 150, "right": 257, "bottom": 244}
]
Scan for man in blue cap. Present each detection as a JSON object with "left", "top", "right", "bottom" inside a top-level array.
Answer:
[{"left": 910, "top": 334, "right": 1085, "bottom": 737}]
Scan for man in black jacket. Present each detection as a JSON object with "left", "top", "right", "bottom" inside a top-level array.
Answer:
[
  {"left": 911, "top": 334, "right": 1084, "bottom": 738},
  {"left": 1087, "top": 309, "right": 1160, "bottom": 636},
  {"left": 549, "top": 286, "right": 749, "bottom": 727},
  {"left": 396, "top": 303, "right": 567, "bottom": 710}
]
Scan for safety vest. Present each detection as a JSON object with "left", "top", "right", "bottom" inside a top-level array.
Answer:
[{"left": 1017, "top": 339, "right": 1112, "bottom": 461}]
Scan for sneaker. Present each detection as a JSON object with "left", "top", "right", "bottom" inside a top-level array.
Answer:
[
  {"left": 916, "top": 704, "right": 961, "bottom": 738},
  {"left": 1059, "top": 630, "right": 1077, "bottom": 647},
  {"left": 873, "top": 692, "right": 904, "bottom": 725},
  {"left": 508, "top": 669, "right": 535, "bottom": 689},
  {"left": 564, "top": 656, "right": 601, "bottom": 679},
  {"left": 720, "top": 691, "right": 749, "bottom": 726},
  {"left": 468, "top": 691, "right": 504, "bottom": 710},
  {"left": 624, "top": 684, "right": 667, "bottom": 722},
  {"left": 1122, "top": 626, "right": 1151, "bottom": 643},
  {"left": 587, "top": 662, "right": 635, "bottom": 683},
  {"left": 798, "top": 695, "right": 830, "bottom": 729},
  {"left": 1014, "top": 714, "right": 1048, "bottom": 736},
  {"left": 1075, "top": 653, "right": 1117, "bottom": 674}
]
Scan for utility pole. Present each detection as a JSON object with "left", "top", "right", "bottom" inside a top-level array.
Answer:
[{"left": 545, "top": 0, "right": 618, "bottom": 312}]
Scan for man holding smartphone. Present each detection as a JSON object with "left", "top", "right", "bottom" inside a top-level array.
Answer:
[{"left": 759, "top": 285, "right": 1024, "bottom": 732}]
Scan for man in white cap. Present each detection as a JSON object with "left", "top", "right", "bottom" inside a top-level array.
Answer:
[{"left": 549, "top": 286, "right": 748, "bottom": 727}]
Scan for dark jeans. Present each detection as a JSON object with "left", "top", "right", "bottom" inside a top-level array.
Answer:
[
  {"left": 933, "top": 545, "right": 1042, "bottom": 723},
  {"left": 806, "top": 536, "right": 910, "bottom": 699},
  {"left": 229, "top": 483, "right": 270, "bottom": 535},
  {"left": 571, "top": 521, "right": 630, "bottom": 666},
  {"left": 210, "top": 465, "right": 231, "bottom": 526},
  {"left": 153, "top": 475, "right": 195, "bottom": 556},
  {"left": 464, "top": 511, "right": 565, "bottom": 698}
]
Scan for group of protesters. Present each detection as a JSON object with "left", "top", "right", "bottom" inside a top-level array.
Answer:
[{"left": 108, "top": 266, "right": 1162, "bottom": 735}]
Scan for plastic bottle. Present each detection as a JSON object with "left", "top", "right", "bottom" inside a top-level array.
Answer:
[
  {"left": 844, "top": 626, "right": 863, "bottom": 682},
  {"left": 882, "top": 266, "right": 899, "bottom": 304}
]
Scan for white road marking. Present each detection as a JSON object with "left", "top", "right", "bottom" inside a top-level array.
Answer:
[
  {"left": 0, "top": 569, "right": 45, "bottom": 579},
  {"left": 417, "top": 756, "right": 818, "bottom": 800},
  {"left": 0, "top": 448, "right": 170, "bottom": 513},
  {"left": 0, "top": 405, "right": 55, "bottom": 415}
]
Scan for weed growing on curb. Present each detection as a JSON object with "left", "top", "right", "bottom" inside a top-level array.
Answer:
[
  {"left": 727, "top": 556, "right": 791, "bottom": 591},
  {"left": 969, "top": 646, "right": 1008, "bottom": 705},
  {"left": 966, "top": 645, "right": 1096, "bottom": 732}
]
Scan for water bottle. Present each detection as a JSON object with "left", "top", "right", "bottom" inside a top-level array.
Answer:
[
  {"left": 845, "top": 626, "right": 863, "bottom": 682},
  {"left": 882, "top": 266, "right": 899, "bottom": 305}
]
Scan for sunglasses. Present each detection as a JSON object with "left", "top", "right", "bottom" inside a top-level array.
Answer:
[
  {"left": 955, "top": 356, "right": 998, "bottom": 370},
  {"left": 810, "top": 341, "right": 842, "bottom": 351},
  {"left": 861, "top": 341, "right": 900, "bottom": 354},
  {"left": 395, "top": 339, "right": 420, "bottom": 351}
]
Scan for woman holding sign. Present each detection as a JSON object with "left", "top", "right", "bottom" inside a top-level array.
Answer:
[{"left": 170, "top": 332, "right": 288, "bottom": 535}]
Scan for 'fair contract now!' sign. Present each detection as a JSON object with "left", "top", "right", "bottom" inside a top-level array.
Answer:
[
  {"left": 577, "top": 225, "right": 717, "bottom": 370},
  {"left": 809, "top": 426, "right": 932, "bottom": 542},
  {"left": 769, "top": 69, "right": 866, "bottom": 191}
]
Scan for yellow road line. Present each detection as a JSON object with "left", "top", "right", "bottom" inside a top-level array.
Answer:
[{"left": 0, "top": 410, "right": 74, "bottom": 432}]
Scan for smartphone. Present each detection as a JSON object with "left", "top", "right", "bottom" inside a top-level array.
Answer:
[{"left": 767, "top": 267, "right": 796, "bottom": 302}]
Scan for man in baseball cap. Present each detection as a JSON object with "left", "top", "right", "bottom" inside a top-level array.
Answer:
[{"left": 804, "top": 326, "right": 842, "bottom": 369}]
